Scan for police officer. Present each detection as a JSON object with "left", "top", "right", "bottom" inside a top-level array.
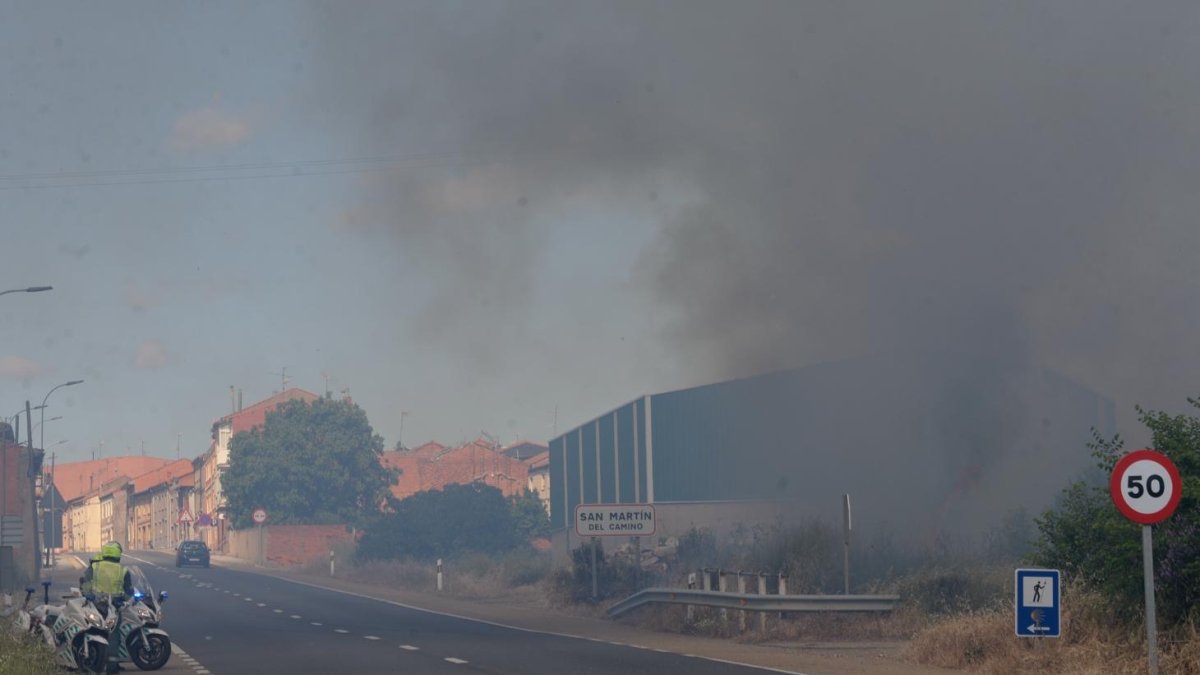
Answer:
[{"left": 81, "top": 542, "right": 133, "bottom": 599}]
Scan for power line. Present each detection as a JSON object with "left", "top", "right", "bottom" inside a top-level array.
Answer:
[
  {"left": 0, "top": 155, "right": 498, "bottom": 191},
  {"left": 0, "top": 147, "right": 561, "bottom": 191},
  {"left": 0, "top": 149, "right": 470, "bottom": 182}
]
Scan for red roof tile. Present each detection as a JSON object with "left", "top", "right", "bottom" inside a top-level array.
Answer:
[
  {"left": 525, "top": 451, "right": 550, "bottom": 470},
  {"left": 52, "top": 456, "right": 175, "bottom": 503},
  {"left": 130, "top": 458, "right": 195, "bottom": 495},
  {"left": 381, "top": 438, "right": 531, "bottom": 501},
  {"left": 217, "top": 388, "right": 322, "bottom": 435}
]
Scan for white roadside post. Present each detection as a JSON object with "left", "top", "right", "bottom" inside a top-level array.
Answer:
[
  {"left": 329, "top": 549, "right": 335, "bottom": 577},
  {"left": 757, "top": 572, "right": 768, "bottom": 632},
  {"left": 1109, "top": 449, "right": 1182, "bottom": 675},
  {"left": 436, "top": 559, "right": 444, "bottom": 592}
]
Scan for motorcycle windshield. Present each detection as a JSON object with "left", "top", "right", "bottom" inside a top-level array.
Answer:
[{"left": 127, "top": 565, "right": 157, "bottom": 610}]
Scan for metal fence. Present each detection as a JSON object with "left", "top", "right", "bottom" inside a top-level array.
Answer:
[{"left": 607, "top": 587, "right": 900, "bottom": 618}]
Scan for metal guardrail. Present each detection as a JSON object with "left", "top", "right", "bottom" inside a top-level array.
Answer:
[{"left": 607, "top": 587, "right": 900, "bottom": 618}]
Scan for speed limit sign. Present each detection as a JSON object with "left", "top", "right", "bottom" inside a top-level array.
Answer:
[{"left": 1110, "top": 449, "right": 1181, "bottom": 525}]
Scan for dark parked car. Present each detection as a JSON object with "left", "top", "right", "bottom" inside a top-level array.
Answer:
[{"left": 176, "top": 540, "right": 210, "bottom": 568}]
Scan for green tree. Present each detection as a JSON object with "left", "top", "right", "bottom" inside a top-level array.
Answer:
[
  {"left": 357, "top": 483, "right": 521, "bottom": 561},
  {"left": 509, "top": 489, "right": 551, "bottom": 540},
  {"left": 1031, "top": 399, "right": 1200, "bottom": 625},
  {"left": 223, "top": 398, "right": 393, "bottom": 529}
]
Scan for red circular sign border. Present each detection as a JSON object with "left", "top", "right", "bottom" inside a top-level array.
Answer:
[
  {"left": 1109, "top": 449, "right": 1182, "bottom": 525},
  {"left": 252, "top": 507, "right": 269, "bottom": 524}
]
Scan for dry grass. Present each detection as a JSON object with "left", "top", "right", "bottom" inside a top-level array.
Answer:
[
  {"left": 297, "top": 546, "right": 554, "bottom": 603},
  {"left": 903, "top": 586, "right": 1200, "bottom": 675}
]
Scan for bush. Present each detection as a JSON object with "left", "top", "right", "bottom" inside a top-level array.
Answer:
[
  {"left": 549, "top": 539, "right": 641, "bottom": 605},
  {"left": 1032, "top": 399, "right": 1200, "bottom": 627},
  {"left": 357, "top": 483, "right": 521, "bottom": 562}
]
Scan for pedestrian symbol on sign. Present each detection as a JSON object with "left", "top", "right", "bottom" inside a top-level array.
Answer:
[
  {"left": 1016, "top": 568, "right": 1060, "bottom": 638},
  {"left": 1033, "top": 581, "right": 1044, "bottom": 603}
]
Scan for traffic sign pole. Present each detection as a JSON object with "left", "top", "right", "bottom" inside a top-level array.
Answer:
[
  {"left": 1109, "top": 449, "right": 1179, "bottom": 675},
  {"left": 1142, "top": 525, "right": 1159, "bottom": 675}
]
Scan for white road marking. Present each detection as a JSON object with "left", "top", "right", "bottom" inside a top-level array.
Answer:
[
  {"left": 171, "top": 643, "right": 214, "bottom": 675},
  {"left": 273, "top": 609, "right": 283, "bottom": 613},
  {"left": 290, "top": 614, "right": 301, "bottom": 619},
  {"left": 444, "top": 657, "right": 469, "bottom": 664},
  {"left": 400, "top": 645, "right": 419, "bottom": 651},
  {"left": 256, "top": 603, "right": 266, "bottom": 607},
  {"left": 311, "top": 621, "right": 323, "bottom": 626},
  {"left": 267, "top": 574, "right": 811, "bottom": 675},
  {"left": 364, "top": 635, "right": 381, "bottom": 640},
  {"left": 334, "top": 628, "right": 350, "bottom": 634}
]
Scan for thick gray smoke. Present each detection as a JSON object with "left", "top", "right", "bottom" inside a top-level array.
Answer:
[{"left": 309, "top": 1, "right": 1200, "bottom": 445}]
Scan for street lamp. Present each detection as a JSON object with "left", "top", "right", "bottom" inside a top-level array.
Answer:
[
  {"left": 0, "top": 286, "right": 53, "bottom": 297},
  {"left": 32, "top": 416, "right": 62, "bottom": 432},
  {"left": 41, "top": 381, "right": 82, "bottom": 453}
]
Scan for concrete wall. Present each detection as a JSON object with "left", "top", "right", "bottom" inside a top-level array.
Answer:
[
  {"left": 226, "top": 524, "right": 355, "bottom": 568},
  {"left": 1, "top": 442, "right": 41, "bottom": 592}
]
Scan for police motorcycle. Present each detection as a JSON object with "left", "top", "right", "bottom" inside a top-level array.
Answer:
[
  {"left": 22, "top": 581, "right": 111, "bottom": 673},
  {"left": 103, "top": 565, "right": 171, "bottom": 671}
]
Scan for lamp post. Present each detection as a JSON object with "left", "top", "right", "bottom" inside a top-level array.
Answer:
[
  {"left": 41, "top": 381, "right": 82, "bottom": 456},
  {"left": 38, "top": 381, "right": 81, "bottom": 573},
  {"left": 0, "top": 286, "right": 53, "bottom": 297}
]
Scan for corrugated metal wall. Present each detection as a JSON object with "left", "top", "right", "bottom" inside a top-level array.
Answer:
[
  {"left": 549, "top": 397, "right": 649, "bottom": 530},
  {"left": 551, "top": 353, "right": 1118, "bottom": 536}
]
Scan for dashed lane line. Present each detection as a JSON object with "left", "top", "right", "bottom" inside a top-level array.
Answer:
[
  {"left": 364, "top": 635, "right": 381, "bottom": 640},
  {"left": 269, "top": 574, "right": 810, "bottom": 675},
  {"left": 334, "top": 628, "right": 350, "bottom": 634},
  {"left": 174, "top": 642, "right": 215, "bottom": 675},
  {"left": 400, "top": 645, "right": 419, "bottom": 651},
  {"left": 444, "top": 657, "right": 469, "bottom": 664}
]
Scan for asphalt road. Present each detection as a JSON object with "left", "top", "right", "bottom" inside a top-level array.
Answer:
[{"left": 54, "top": 550, "right": 796, "bottom": 675}]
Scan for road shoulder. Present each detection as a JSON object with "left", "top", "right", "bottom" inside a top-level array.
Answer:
[{"left": 240, "top": 564, "right": 958, "bottom": 675}]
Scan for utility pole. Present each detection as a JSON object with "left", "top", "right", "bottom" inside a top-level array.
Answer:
[
  {"left": 46, "top": 453, "right": 55, "bottom": 567},
  {"left": 399, "top": 412, "right": 408, "bottom": 450},
  {"left": 270, "top": 366, "right": 290, "bottom": 392},
  {"left": 177, "top": 434, "right": 181, "bottom": 459}
]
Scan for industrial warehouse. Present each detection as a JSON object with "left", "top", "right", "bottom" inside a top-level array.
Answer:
[{"left": 548, "top": 350, "right": 1115, "bottom": 559}]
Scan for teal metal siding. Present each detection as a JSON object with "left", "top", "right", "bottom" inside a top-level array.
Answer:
[
  {"left": 599, "top": 413, "right": 616, "bottom": 503},
  {"left": 617, "top": 405, "right": 636, "bottom": 502}
]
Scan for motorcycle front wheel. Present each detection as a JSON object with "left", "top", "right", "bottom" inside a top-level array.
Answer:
[
  {"left": 72, "top": 633, "right": 107, "bottom": 673},
  {"left": 128, "top": 633, "right": 171, "bottom": 670}
]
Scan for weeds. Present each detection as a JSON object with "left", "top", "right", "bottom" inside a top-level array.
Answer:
[{"left": 0, "top": 629, "right": 57, "bottom": 675}]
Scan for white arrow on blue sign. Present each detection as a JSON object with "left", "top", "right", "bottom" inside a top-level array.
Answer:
[{"left": 1015, "top": 568, "right": 1061, "bottom": 638}]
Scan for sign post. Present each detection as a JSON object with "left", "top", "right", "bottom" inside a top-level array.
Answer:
[
  {"left": 252, "top": 507, "right": 268, "bottom": 567},
  {"left": 1109, "top": 449, "right": 1182, "bottom": 675},
  {"left": 1015, "top": 568, "right": 1061, "bottom": 638},
  {"left": 575, "top": 504, "right": 656, "bottom": 599}
]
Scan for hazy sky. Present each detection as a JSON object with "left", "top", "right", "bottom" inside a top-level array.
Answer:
[{"left": 4, "top": 1, "right": 1200, "bottom": 464}]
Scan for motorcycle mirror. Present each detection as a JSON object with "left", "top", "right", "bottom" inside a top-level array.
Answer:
[
  {"left": 158, "top": 591, "right": 168, "bottom": 603},
  {"left": 40, "top": 580, "right": 51, "bottom": 588},
  {"left": 24, "top": 586, "right": 35, "bottom": 594}
]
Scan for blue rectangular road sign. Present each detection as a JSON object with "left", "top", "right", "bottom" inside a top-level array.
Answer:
[{"left": 1015, "top": 568, "right": 1061, "bottom": 638}]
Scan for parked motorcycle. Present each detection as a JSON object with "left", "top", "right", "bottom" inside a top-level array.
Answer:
[
  {"left": 104, "top": 566, "right": 171, "bottom": 671},
  {"left": 24, "top": 583, "right": 111, "bottom": 673}
]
